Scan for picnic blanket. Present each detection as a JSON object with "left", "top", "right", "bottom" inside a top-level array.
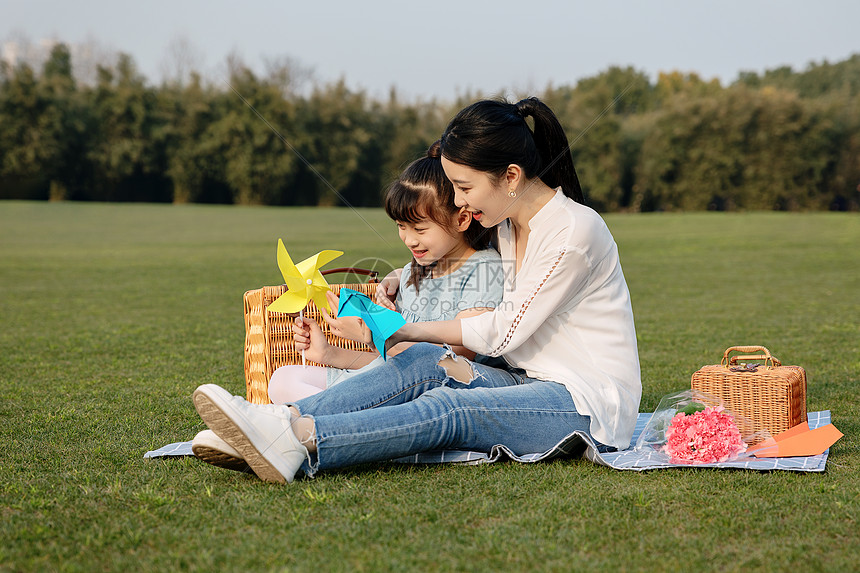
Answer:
[{"left": 144, "top": 410, "right": 834, "bottom": 472}]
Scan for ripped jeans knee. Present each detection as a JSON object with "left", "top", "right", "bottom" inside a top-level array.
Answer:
[{"left": 437, "top": 346, "right": 477, "bottom": 385}]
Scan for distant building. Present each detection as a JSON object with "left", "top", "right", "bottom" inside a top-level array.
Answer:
[
  {"left": 2, "top": 41, "right": 20, "bottom": 67},
  {"left": 1, "top": 37, "right": 110, "bottom": 84},
  {"left": 0, "top": 38, "right": 57, "bottom": 69}
]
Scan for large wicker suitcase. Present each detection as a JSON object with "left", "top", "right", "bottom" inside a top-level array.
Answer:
[
  {"left": 691, "top": 345, "right": 807, "bottom": 436},
  {"left": 243, "top": 270, "right": 379, "bottom": 404}
]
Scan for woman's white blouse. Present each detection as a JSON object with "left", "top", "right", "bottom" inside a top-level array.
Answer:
[{"left": 460, "top": 189, "right": 641, "bottom": 448}]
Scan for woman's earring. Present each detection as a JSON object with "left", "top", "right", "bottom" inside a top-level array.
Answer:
[{"left": 508, "top": 189, "right": 517, "bottom": 198}]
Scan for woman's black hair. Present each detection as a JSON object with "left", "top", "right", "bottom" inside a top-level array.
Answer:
[
  {"left": 384, "top": 140, "right": 489, "bottom": 293},
  {"left": 439, "top": 97, "right": 584, "bottom": 204}
]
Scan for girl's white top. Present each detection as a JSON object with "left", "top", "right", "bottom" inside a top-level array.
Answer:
[{"left": 460, "top": 189, "right": 641, "bottom": 448}]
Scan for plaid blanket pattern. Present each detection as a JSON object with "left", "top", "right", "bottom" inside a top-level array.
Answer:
[{"left": 145, "top": 411, "right": 833, "bottom": 472}]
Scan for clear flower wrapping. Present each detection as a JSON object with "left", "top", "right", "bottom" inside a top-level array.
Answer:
[{"left": 635, "top": 389, "right": 773, "bottom": 464}]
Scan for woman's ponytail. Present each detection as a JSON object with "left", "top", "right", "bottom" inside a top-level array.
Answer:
[
  {"left": 426, "top": 140, "right": 442, "bottom": 159},
  {"left": 515, "top": 98, "right": 583, "bottom": 204},
  {"left": 441, "top": 97, "right": 584, "bottom": 204}
]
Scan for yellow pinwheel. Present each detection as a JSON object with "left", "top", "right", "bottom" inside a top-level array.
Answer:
[{"left": 268, "top": 239, "right": 343, "bottom": 314}]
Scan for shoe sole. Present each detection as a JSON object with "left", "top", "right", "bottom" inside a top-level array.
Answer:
[
  {"left": 192, "top": 386, "right": 288, "bottom": 484},
  {"left": 191, "top": 443, "right": 252, "bottom": 474}
]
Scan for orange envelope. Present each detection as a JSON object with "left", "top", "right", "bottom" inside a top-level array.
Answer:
[{"left": 749, "top": 421, "right": 843, "bottom": 458}]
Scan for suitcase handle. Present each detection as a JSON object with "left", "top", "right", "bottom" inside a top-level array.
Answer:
[
  {"left": 321, "top": 267, "right": 380, "bottom": 283},
  {"left": 721, "top": 345, "right": 781, "bottom": 368}
]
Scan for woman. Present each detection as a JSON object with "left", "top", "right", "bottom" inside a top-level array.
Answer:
[{"left": 192, "top": 97, "right": 641, "bottom": 484}]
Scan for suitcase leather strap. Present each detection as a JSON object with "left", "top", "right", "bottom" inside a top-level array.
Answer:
[{"left": 721, "top": 345, "right": 782, "bottom": 368}]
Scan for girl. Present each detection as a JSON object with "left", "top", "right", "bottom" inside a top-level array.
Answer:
[
  {"left": 266, "top": 141, "right": 504, "bottom": 403},
  {"left": 192, "top": 97, "right": 642, "bottom": 484},
  {"left": 191, "top": 142, "right": 504, "bottom": 470}
]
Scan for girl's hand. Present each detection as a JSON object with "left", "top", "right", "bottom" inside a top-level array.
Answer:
[
  {"left": 323, "top": 290, "right": 374, "bottom": 346},
  {"left": 375, "top": 270, "right": 400, "bottom": 310},
  {"left": 292, "top": 316, "right": 332, "bottom": 364}
]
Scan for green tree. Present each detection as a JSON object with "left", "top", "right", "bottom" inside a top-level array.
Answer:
[
  {"left": 635, "top": 86, "right": 840, "bottom": 210},
  {"left": 568, "top": 66, "right": 655, "bottom": 115},
  {"left": 810, "top": 92, "right": 860, "bottom": 210},
  {"left": 0, "top": 62, "right": 42, "bottom": 197},
  {"left": 544, "top": 82, "right": 625, "bottom": 211},
  {"left": 86, "top": 53, "right": 168, "bottom": 201},
  {"left": 0, "top": 44, "right": 86, "bottom": 200},
  {"left": 39, "top": 44, "right": 87, "bottom": 200},
  {"left": 541, "top": 67, "right": 658, "bottom": 211},
  {"left": 293, "top": 80, "right": 373, "bottom": 206},
  {"left": 735, "top": 55, "right": 860, "bottom": 99},
  {"left": 380, "top": 90, "right": 449, "bottom": 185},
  {"left": 206, "top": 62, "right": 298, "bottom": 205},
  {"left": 654, "top": 71, "right": 723, "bottom": 105},
  {"left": 160, "top": 74, "right": 225, "bottom": 203}
]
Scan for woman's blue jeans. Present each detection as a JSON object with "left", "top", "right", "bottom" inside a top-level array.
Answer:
[{"left": 294, "top": 343, "right": 594, "bottom": 475}]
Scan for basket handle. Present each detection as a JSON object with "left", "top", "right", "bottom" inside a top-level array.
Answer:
[
  {"left": 321, "top": 267, "right": 380, "bottom": 283},
  {"left": 720, "top": 345, "right": 781, "bottom": 367}
]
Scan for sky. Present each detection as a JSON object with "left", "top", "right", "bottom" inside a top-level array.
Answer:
[{"left": 2, "top": 0, "right": 859, "bottom": 101}]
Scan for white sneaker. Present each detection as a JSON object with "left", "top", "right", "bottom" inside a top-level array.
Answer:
[
  {"left": 192, "top": 384, "right": 308, "bottom": 484},
  {"left": 191, "top": 429, "right": 251, "bottom": 473}
]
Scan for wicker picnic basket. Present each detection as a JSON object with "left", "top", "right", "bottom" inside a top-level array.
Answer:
[
  {"left": 690, "top": 345, "right": 807, "bottom": 436},
  {"left": 243, "top": 269, "right": 379, "bottom": 404}
]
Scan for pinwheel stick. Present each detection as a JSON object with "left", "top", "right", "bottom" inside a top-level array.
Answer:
[{"left": 299, "top": 308, "right": 306, "bottom": 367}]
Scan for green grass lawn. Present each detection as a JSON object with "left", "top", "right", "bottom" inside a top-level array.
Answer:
[{"left": 1, "top": 201, "right": 858, "bottom": 572}]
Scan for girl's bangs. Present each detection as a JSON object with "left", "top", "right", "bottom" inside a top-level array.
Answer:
[{"left": 385, "top": 183, "right": 433, "bottom": 224}]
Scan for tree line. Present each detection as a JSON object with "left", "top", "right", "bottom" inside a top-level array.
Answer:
[{"left": 2, "top": 44, "right": 859, "bottom": 211}]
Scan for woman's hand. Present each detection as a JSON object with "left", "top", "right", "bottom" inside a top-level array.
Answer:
[
  {"left": 374, "top": 269, "right": 401, "bottom": 310},
  {"left": 322, "top": 291, "right": 374, "bottom": 346}
]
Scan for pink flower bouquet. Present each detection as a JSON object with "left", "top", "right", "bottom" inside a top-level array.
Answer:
[
  {"left": 664, "top": 405, "right": 746, "bottom": 463},
  {"left": 635, "top": 390, "right": 771, "bottom": 464}
]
